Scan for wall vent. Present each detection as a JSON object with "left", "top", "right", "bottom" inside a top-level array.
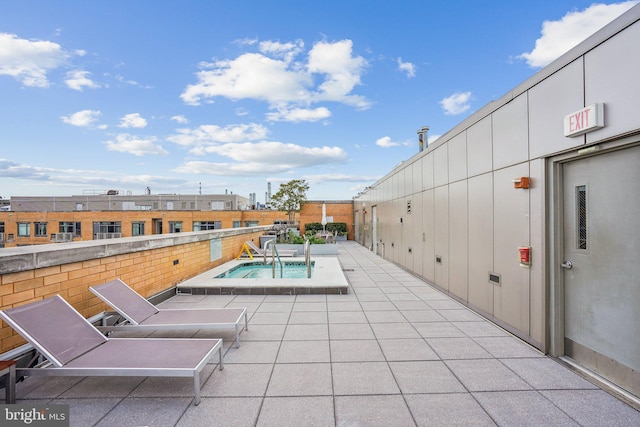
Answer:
[{"left": 489, "top": 272, "right": 501, "bottom": 285}]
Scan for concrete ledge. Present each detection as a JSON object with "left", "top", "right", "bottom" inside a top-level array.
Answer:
[{"left": 0, "top": 226, "right": 271, "bottom": 275}]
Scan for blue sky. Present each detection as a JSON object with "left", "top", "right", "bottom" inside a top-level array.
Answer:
[{"left": 1, "top": 1, "right": 637, "bottom": 202}]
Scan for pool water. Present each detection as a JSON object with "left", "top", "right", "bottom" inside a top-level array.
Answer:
[{"left": 215, "top": 261, "right": 313, "bottom": 279}]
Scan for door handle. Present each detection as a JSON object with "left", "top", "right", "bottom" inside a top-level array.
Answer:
[{"left": 561, "top": 260, "right": 573, "bottom": 269}]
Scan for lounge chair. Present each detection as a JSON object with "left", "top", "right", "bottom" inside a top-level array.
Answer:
[
  {"left": 241, "top": 240, "right": 298, "bottom": 257},
  {"left": 90, "top": 279, "right": 248, "bottom": 348},
  {"left": 0, "top": 295, "right": 222, "bottom": 405}
]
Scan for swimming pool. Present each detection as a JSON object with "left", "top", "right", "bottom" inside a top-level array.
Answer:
[
  {"left": 177, "top": 257, "right": 349, "bottom": 295},
  {"left": 215, "top": 261, "right": 314, "bottom": 279}
]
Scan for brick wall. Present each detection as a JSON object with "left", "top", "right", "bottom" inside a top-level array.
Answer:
[{"left": 0, "top": 229, "right": 266, "bottom": 353}]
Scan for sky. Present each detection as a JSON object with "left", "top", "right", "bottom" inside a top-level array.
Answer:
[{"left": 1, "top": 1, "right": 637, "bottom": 202}]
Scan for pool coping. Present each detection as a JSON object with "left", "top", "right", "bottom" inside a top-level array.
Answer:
[{"left": 176, "top": 256, "right": 350, "bottom": 295}]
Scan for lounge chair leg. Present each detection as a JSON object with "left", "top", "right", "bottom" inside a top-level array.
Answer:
[
  {"left": 218, "top": 346, "right": 224, "bottom": 371},
  {"left": 235, "top": 325, "right": 240, "bottom": 348},
  {"left": 193, "top": 372, "right": 201, "bottom": 405}
]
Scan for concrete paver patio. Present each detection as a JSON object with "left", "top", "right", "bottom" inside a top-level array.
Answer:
[{"left": 5, "top": 241, "right": 640, "bottom": 426}]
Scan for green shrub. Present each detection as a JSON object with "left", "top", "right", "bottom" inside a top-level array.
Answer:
[{"left": 326, "top": 222, "right": 347, "bottom": 235}]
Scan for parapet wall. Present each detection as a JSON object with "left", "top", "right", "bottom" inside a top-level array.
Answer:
[{"left": 0, "top": 226, "right": 270, "bottom": 353}]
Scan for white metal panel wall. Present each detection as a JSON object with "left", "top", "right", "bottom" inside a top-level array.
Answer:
[
  {"left": 467, "top": 117, "right": 493, "bottom": 177},
  {"left": 449, "top": 180, "right": 469, "bottom": 301},
  {"left": 434, "top": 145, "right": 448, "bottom": 187},
  {"left": 411, "top": 191, "right": 424, "bottom": 276},
  {"left": 448, "top": 132, "right": 468, "bottom": 182},
  {"left": 422, "top": 152, "right": 435, "bottom": 190},
  {"left": 468, "top": 172, "right": 494, "bottom": 314},
  {"left": 422, "top": 189, "right": 435, "bottom": 282},
  {"left": 434, "top": 185, "right": 449, "bottom": 290},
  {"left": 412, "top": 160, "right": 423, "bottom": 195},
  {"left": 493, "top": 163, "right": 531, "bottom": 333},
  {"left": 585, "top": 20, "right": 640, "bottom": 143},
  {"left": 528, "top": 158, "right": 546, "bottom": 346},
  {"left": 493, "top": 93, "right": 529, "bottom": 169},
  {"left": 529, "top": 58, "right": 585, "bottom": 159}
]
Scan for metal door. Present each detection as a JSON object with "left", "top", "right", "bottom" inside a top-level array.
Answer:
[{"left": 562, "top": 144, "right": 640, "bottom": 397}]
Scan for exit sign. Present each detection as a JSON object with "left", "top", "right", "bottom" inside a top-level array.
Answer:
[{"left": 564, "top": 103, "right": 604, "bottom": 137}]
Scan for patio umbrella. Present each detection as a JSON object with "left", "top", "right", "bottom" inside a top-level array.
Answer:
[{"left": 321, "top": 203, "right": 327, "bottom": 232}]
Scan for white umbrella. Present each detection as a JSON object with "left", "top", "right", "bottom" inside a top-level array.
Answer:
[{"left": 321, "top": 203, "right": 327, "bottom": 232}]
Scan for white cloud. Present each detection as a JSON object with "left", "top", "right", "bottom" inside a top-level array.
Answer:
[
  {"left": 173, "top": 141, "right": 347, "bottom": 176},
  {"left": 104, "top": 134, "right": 168, "bottom": 156},
  {"left": 519, "top": 1, "right": 638, "bottom": 68},
  {"left": 167, "top": 123, "right": 268, "bottom": 148},
  {"left": 65, "top": 70, "right": 100, "bottom": 91},
  {"left": 180, "top": 38, "right": 370, "bottom": 114},
  {"left": 61, "top": 109, "right": 102, "bottom": 127},
  {"left": 266, "top": 107, "right": 331, "bottom": 122},
  {"left": 118, "top": 113, "right": 148, "bottom": 128},
  {"left": 440, "top": 91, "right": 472, "bottom": 115},
  {"left": 375, "top": 136, "right": 412, "bottom": 148},
  {"left": 170, "top": 115, "right": 189, "bottom": 124},
  {"left": 0, "top": 32, "right": 70, "bottom": 87},
  {"left": 397, "top": 58, "right": 416, "bottom": 78}
]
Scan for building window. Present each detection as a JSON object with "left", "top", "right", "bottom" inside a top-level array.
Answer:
[
  {"left": 169, "top": 221, "right": 182, "bottom": 233},
  {"left": 244, "top": 221, "right": 259, "bottom": 227},
  {"left": 17, "top": 223, "right": 30, "bottom": 237},
  {"left": 193, "top": 221, "right": 219, "bottom": 231},
  {"left": 34, "top": 222, "right": 47, "bottom": 237},
  {"left": 232, "top": 221, "right": 241, "bottom": 228},
  {"left": 93, "top": 221, "right": 122, "bottom": 239},
  {"left": 132, "top": 222, "right": 145, "bottom": 236},
  {"left": 181, "top": 201, "right": 196, "bottom": 210},
  {"left": 211, "top": 200, "right": 224, "bottom": 210},
  {"left": 59, "top": 222, "right": 82, "bottom": 237}
]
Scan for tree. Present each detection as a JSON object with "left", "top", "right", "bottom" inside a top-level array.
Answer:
[{"left": 269, "top": 179, "right": 309, "bottom": 223}]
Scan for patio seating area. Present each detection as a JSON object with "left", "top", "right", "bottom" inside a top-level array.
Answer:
[{"left": 2, "top": 241, "right": 638, "bottom": 426}]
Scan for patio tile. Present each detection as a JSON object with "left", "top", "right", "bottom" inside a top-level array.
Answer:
[
  {"left": 327, "top": 301, "right": 363, "bottom": 311},
  {"left": 328, "top": 311, "right": 368, "bottom": 324},
  {"left": 400, "top": 309, "right": 446, "bottom": 322},
  {"left": 237, "top": 324, "right": 286, "bottom": 341},
  {"left": 437, "top": 309, "right": 482, "bottom": 322},
  {"left": 474, "top": 336, "right": 545, "bottom": 358},
  {"left": 405, "top": 394, "right": 496, "bottom": 427},
  {"left": 445, "top": 359, "right": 532, "bottom": 391},
  {"left": 359, "top": 300, "right": 397, "bottom": 311},
  {"left": 389, "top": 361, "right": 466, "bottom": 393},
  {"left": 370, "top": 322, "right": 421, "bottom": 339},
  {"left": 295, "top": 294, "right": 327, "bottom": 302},
  {"left": 201, "top": 364, "right": 272, "bottom": 397},
  {"left": 328, "top": 323, "right": 376, "bottom": 340},
  {"left": 390, "top": 300, "right": 431, "bottom": 310},
  {"left": 288, "top": 311, "right": 328, "bottom": 324},
  {"left": 249, "top": 312, "right": 291, "bottom": 325},
  {"left": 385, "top": 293, "right": 420, "bottom": 301},
  {"left": 18, "top": 376, "right": 88, "bottom": 400},
  {"left": 283, "top": 324, "right": 329, "bottom": 340},
  {"left": 224, "top": 341, "right": 281, "bottom": 364},
  {"left": 277, "top": 340, "right": 331, "bottom": 363},
  {"left": 427, "top": 299, "right": 464, "bottom": 310},
  {"left": 427, "top": 337, "right": 493, "bottom": 359},
  {"left": 453, "top": 321, "right": 510, "bottom": 337},
  {"left": 335, "top": 395, "right": 415, "bottom": 427},
  {"left": 332, "top": 362, "right": 400, "bottom": 395},
  {"left": 364, "top": 310, "right": 407, "bottom": 323},
  {"left": 413, "top": 322, "right": 467, "bottom": 338},
  {"left": 130, "top": 367, "right": 216, "bottom": 398},
  {"left": 292, "top": 302, "right": 327, "bottom": 312},
  {"left": 95, "top": 397, "right": 192, "bottom": 427},
  {"left": 330, "top": 340, "right": 385, "bottom": 362},
  {"left": 60, "top": 376, "right": 147, "bottom": 399},
  {"left": 266, "top": 363, "right": 332, "bottom": 396},
  {"left": 378, "top": 338, "right": 439, "bottom": 361},
  {"left": 541, "top": 389, "right": 640, "bottom": 426},
  {"left": 177, "top": 397, "right": 262, "bottom": 427},
  {"left": 257, "top": 396, "right": 334, "bottom": 427},
  {"left": 256, "top": 302, "right": 294, "bottom": 313},
  {"left": 51, "top": 398, "right": 121, "bottom": 427},
  {"left": 473, "top": 391, "right": 579, "bottom": 426},
  {"left": 501, "top": 358, "right": 598, "bottom": 390},
  {"left": 264, "top": 295, "right": 296, "bottom": 302}
]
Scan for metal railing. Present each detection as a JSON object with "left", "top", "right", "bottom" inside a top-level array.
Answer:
[
  {"left": 51, "top": 233, "right": 73, "bottom": 243},
  {"left": 264, "top": 239, "right": 283, "bottom": 278},
  {"left": 305, "top": 239, "right": 311, "bottom": 278}
]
